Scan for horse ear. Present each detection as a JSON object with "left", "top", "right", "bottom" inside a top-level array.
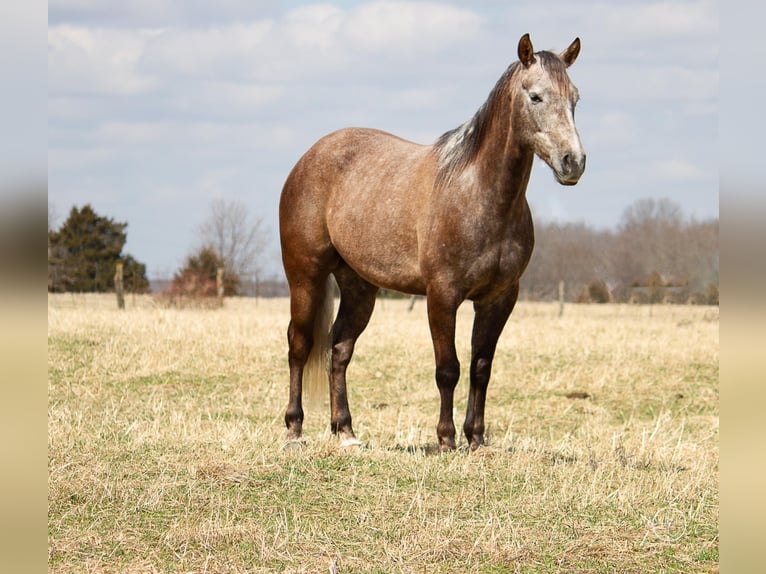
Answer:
[
  {"left": 560, "top": 37, "right": 581, "bottom": 67},
  {"left": 518, "top": 33, "right": 535, "bottom": 68}
]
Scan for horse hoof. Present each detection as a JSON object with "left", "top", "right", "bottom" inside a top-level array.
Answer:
[
  {"left": 438, "top": 441, "right": 457, "bottom": 453},
  {"left": 469, "top": 440, "right": 485, "bottom": 452},
  {"left": 340, "top": 437, "right": 364, "bottom": 449},
  {"left": 283, "top": 438, "right": 307, "bottom": 451}
]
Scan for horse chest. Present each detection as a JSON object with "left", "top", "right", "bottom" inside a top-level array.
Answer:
[
  {"left": 423, "top": 217, "right": 531, "bottom": 298},
  {"left": 474, "top": 235, "right": 530, "bottom": 282}
]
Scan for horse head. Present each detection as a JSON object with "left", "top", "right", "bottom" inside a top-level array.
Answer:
[{"left": 514, "top": 33, "right": 586, "bottom": 186}]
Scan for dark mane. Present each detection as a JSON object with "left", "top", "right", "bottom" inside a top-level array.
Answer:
[
  {"left": 433, "top": 51, "right": 571, "bottom": 187},
  {"left": 433, "top": 62, "right": 519, "bottom": 187}
]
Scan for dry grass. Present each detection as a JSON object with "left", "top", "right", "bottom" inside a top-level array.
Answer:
[{"left": 48, "top": 294, "right": 718, "bottom": 572}]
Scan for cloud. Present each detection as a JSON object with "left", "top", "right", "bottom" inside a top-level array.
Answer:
[
  {"left": 49, "top": 0, "right": 278, "bottom": 27},
  {"left": 48, "top": 147, "right": 114, "bottom": 171},
  {"left": 77, "top": 119, "right": 296, "bottom": 156},
  {"left": 656, "top": 158, "right": 710, "bottom": 181},
  {"left": 600, "top": 0, "right": 717, "bottom": 40},
  {"left": 141, "top": 21, "right": 274, "bottom": 78},
  {"left": 48, "top": 96, "right": 101, "bottom": 120},
  {"left": 641, "top": 66, "right": 717, "bottom": 101},
  {"left": 343, "top": 1, "right": 482, "bottom": 54},
  {"left": 388, "top": 88, "right": 446, "bottom": 110},
  {"left": 49, "top": 2, "right": 484, "bottom": 95},
  {"left": 93, "top": 121, "right": 174, "bottom": 144},
  {"left": 281, "top": 4, "right": 345, "bottom": 50},
  {"left": 507, "top": 0, "right": 716, "bottom": 64},
  {"left": 48, "top": 26, "right": 157, "bottom": 95},
  {"left": 577, "top": 63, "right": 717, "bottom": 104},
  {"left": 585, "top": 111, "right": 641, "bottom": 148},
  {"left": 196, "top": 82, "right": 285, "bottom": 111}
]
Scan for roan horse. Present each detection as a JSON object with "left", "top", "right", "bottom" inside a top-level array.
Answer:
[{"left": 279, "top": 34, "right": 586, "bottom": 451}]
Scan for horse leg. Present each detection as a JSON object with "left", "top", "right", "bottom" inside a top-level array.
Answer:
[
  {"left": 330, "top": 265, "right": 379, "bottom": 446},
  {"left": 284, "top": 276, "right": 330, "bottom": 443},
  {"left": 464, "top": 286, "right": 519, "bottom": 450},
  {"left": 426, "top": 288, "right": 461, "bottom": 452}
]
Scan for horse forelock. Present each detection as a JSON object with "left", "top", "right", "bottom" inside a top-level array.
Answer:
[{"left": 535, "top": 51, "right": 576, "bottom": 99}]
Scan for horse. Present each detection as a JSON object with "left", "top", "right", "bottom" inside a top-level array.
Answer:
[{"left": 278, "top": 33, "right": 586, "bottom": 451}]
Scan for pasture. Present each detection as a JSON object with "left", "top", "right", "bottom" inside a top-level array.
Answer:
[{"left": 48, "top": 294, "right": 718, "bottom": 573}]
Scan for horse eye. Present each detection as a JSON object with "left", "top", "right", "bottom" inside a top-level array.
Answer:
[{"left": 529, "top": 92, "right": 543, "bottom": 104}]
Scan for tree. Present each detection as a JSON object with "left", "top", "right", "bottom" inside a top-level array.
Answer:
[
  {"left": 520, "top": 198, "right": 718, "bottom": 303},
  {"left": 199, "top": 197, "right": 269, "bottom": 282},
  {"left": 521, "top": 221, "right": 613, "bottom": 300},
  {"left": 48, "top": 202, "right": 59, "bottom": 233},
  {"left": 680, "top": 218, "right": 718, "bottom": 293},
  {"left": 614, "top": 198, "right": 685, "bottom": 288},
  {"left": 122, "top": 254, "right": 150, "bottom": 294},
  {"left": 170, "top": 245, "right": 240, "bottom": 298},
  {"left": 48, "top": 204, "right": 149, "bottom": 293}
]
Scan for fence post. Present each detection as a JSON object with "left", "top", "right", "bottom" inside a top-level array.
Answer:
[
  {"left": 408, "top": 295, "right": 418, "bottom": 312},
  {"left": 115, "top": 262, "right": 125, "bottom": 310},
  {"left": 216, "top": 267, "right": 225, "bottom": 308},
  {"left": 558, "top": 280, "right": 565, "bottom": 317}
]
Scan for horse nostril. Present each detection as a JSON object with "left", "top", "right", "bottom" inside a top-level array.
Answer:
[
  {"left": 562, "top": 154, "right": 573, "bottom": 173},
  {"left": 562, "top": 153, "right": 585, "bottom": 176}
]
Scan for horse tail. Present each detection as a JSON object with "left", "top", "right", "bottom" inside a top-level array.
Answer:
[{"left": 303, "top": 275, "right": 335, "bottom": 408}]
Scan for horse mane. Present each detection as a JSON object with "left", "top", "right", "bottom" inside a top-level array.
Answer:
[{"left": 433, "top": 51, "right": 570, "bottom": 187}]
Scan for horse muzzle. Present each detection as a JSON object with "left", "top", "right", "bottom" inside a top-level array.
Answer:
[{"left": 556, "top": 151, "right": 586, "bottom": 186}]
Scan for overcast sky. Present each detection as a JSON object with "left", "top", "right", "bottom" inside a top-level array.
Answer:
[{"left": 48, "top": 0, "right": 718, "bottom": 279}]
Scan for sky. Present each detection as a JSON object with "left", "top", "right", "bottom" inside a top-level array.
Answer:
[{"left": 48, "top": 0, "right": 719, "bottom": 280}]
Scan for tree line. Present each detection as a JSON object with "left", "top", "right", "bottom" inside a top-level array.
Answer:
[
  {"left": 48, "top": 197, "right": 718, "bottom": 305},
  {"left": 521, "top": 198, "right": 718, "bottom": 303},
  {"left": 48, "top": 199, "right": 270, "bottom": 302}
]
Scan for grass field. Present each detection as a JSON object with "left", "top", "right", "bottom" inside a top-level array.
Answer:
[{"left": 48, "top": 293, "right": 718, "bottom": 573}]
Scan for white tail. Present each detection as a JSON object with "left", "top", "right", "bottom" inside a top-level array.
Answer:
[{"left": 303, "top": 275, "right": 335, "bottom": 408}]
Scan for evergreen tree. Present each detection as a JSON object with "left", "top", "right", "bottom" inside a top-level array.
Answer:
[
  {"left": 122, "top": 254, "right": 150, "bottom": 294},
  {"left": 48, "top": 204, "right": 149, "bottom": 293}
]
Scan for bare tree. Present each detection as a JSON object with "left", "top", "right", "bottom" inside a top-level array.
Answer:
[
  {"left": 679, "top": 218, "right": 718, "bottom": 293},
  {"left": 521, "top": 221, "right": 613, "bottom": 300},
  {"left": 620, "top": 197, "right": 683, "bottom": 230},
  {"left": 199, "top": 197, "right": 269, "bottom": 282},
  {"left": 48, "top": 202, "right": 59, "bottom": 233},
  {"left": 521, "top": 198, "right": 718, "bottom": 303},
  {"left": 614, "top": 197, "right": 686, "bottom": 287}
]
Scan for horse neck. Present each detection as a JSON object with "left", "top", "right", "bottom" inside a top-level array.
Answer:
[{"left": 473, "top": 100, "right": 534, "bottom": 213}]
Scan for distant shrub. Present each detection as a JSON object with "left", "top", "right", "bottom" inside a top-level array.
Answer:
[
  {"left": 686, "top": 292, "right": 707, "bottom": 305},
  {"left": 575, "top": 280, "right": 611, "bottom": 303},
  {"left": 154, "top": 246, "right": 238, "bottom": 309},
  {"left": 705, "top": 284, "right": 719, "bottom": 305},
  {"left": 628, "top": 291, "right": 649, "bottom": 305},
  {"left": 587, "top": 280, "right": 611, "bottom": 303},
  {"left": 154, "top": 270, "right": 221, "bottom": 308}
]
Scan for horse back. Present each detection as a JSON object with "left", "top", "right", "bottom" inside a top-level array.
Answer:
[{"left": 279, "top": 128, "right": 434, "bottom": 293}]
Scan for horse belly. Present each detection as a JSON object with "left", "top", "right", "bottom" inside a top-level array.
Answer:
[{"left": 327, "top": 194, "right": 425, "bottom": 294}]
